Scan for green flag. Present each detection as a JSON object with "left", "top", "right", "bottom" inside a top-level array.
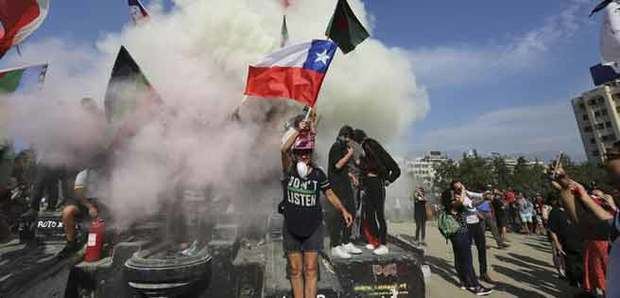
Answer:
[
  {"left": 0, "top": 64, "right": 47, "bottom": 94},
  {"left": 325, "top": 0, "right": 369, "bottom": 54}
]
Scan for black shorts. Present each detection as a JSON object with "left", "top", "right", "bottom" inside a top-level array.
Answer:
[{"left": 283, "top": 223, "right": 324, "bottom": 253}]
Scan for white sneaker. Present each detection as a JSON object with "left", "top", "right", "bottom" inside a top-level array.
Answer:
[
  {"left": 331, "top": 245, "right": 352, "bottom": 259},
  {"left": 373, "top": 245, "right": 389, "bottom": 255},
  {"left": 343, "top": 243, "right": 362, "bottom": 254},
  {"left": 366, "top": 243, "right": 375, "bottom": 250}
]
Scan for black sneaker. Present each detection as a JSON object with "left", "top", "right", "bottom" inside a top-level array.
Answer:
[
  {"left": 468, "top": 286, "right": 493, "bottom": 296},
  {"left": 56, "top": 241, "right": 79, "bottom": 259}
]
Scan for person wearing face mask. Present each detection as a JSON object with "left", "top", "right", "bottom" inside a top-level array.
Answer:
[
  {"left": 327, "top": 125, "right": 362, "bottom": 259},
  {"left": 280, "top": 119, "right": 353, "bottom": 298}
]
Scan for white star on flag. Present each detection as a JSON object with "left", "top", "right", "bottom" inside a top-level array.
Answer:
[{"left": 314, "top": 49, "right": 330, "bottom": 65}]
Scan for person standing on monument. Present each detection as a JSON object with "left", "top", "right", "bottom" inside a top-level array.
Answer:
[{"left": 280, "top": 119, "right": 353, "bottom": 298}]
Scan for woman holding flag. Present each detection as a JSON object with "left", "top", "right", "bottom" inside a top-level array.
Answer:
[{"left": 280, "top": 118, "right": 353, "bottom": 298}]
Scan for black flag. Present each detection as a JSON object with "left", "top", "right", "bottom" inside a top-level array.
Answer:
[
  {"left": 104, "top": 46, "right": 162, "bottom": 124},
  {"left": 590, "top": 0, "right": 613, "bottom": 17},
  {"left": 325, "top": 0, "right": 370, "bottom": 54}
]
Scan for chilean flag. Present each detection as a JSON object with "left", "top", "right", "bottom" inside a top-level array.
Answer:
[
  {"left": 244, "top": 39, "right": 337, "bottom": 107},
  {"left": 128, "top": 0, "right": 149, "bottom": 25},
  {"left": 0, "top": 0, "right": 49, "bottom": 59}
]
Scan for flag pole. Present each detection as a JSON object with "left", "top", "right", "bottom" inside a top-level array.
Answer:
[
  {"left": 0, "top": 63, "right": 48, "bottom": 73},
  {"left": 304, "top": 106, "right": 312, "bottom": 121},
  {"left": 238, "top": 95, "right": 249, "bottom": 109},
  {"left": 230, "top": 95, "right": 248, "bottom": 120}
]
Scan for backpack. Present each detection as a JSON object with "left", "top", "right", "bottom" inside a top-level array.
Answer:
[{"left": 437, "top": 211, "right": 461, "bottom": 240}]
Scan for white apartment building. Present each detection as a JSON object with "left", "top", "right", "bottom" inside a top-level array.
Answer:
[
  {"left": 571, "top": 80, "right": 620, "bottom": 163},
  {"left": 409, "top": 151, "right": 447, "bottom": 188},
  {"left": 493, "top": 155, "right": 544, "bottom": 171}
]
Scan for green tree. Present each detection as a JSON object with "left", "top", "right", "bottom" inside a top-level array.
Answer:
[
  {"left": 433, "top": 152, "right": 494, "bottom": 192},
  {"left": 432, "top": 153, "right": 613, "bottom": 199},
  {"left": 433, "top": 159, "right": 458, "bottom": 191},
  {"left": 492, "top": 156, "right": 512, "bottom": 189},
  {"left": 511, "top": 157, "right": 530, "bottom": 193},
  {"left": 565, "top": 161, "right": 612, "bottom": 193},
  {"left": 457, "top": 152, "right": 493, "bottom": 190}
]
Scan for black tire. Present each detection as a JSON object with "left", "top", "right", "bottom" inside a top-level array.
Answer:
[{"left": 124, "top": 246, "right": 212, "bottom": 285}]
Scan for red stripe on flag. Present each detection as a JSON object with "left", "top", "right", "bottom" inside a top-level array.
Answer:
[
  {"left": 244, "top": 66, "right": 325, "bottom": 107},
  {"left": 0, "top": 0, "right": 40, "bottom": 56}
]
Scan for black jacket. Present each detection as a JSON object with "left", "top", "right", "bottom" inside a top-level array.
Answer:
[{"left": 360, "top": 138, "right": 400, "bottom": 183}]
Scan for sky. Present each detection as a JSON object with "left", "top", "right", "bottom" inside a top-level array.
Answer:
[{"left": 1, "top": 0, "right": 604, "bottom": 160}]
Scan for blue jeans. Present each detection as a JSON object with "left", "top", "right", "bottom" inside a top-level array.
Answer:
[
  {"left": 450, "top": 230, "right": 480, "bottom": 288},
  {"left": 468, "top": 222, "right": 488, "bottom": 275}
]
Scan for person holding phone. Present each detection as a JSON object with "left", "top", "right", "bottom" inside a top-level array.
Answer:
[
  {"left": 441, "top": 188, "right": 493, "bottom": 296},
  {"left": 549, "top": 143, "right": 620, "bottom": 298},
  {"left": 450, "top": 180, "right": 495, "bottom": 283}
]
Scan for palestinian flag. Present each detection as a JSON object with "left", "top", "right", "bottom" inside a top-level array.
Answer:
[
  {"left": 0, "top": 64, "right": 47, "bottom": 94},
  {"left": 325, "top": 0, "right": 369, "bottom": 54},
  {"left": 0, "top": 0, "right": 49, "bottom": 59},
  {"left": 104, "top": 46, "right": 162, "bottom": 125},
  {"left": 128, "top": 0, "right": 149, "bottom": 25}
]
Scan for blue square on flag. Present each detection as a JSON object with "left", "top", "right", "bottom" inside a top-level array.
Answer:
[{"left": 303, "top": 40, "right": 337, "bottom": 73}]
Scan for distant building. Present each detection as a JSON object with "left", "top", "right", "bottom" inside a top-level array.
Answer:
[
  {"left": 409, "top": 151, "right": 447, "bottom": 188},
  {"left": 464, "top": 148, "right": 477, "bottom": 158},
  {"left": 572, "top": 81, "right": 620, "bottom": 163},
  {"left": 489, "top": 152, "right": 544, "bottom": 171}
]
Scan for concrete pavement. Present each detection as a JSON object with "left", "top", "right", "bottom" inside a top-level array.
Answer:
[{"left": 390, "top": 221, "right": 577, "bottom": 298}]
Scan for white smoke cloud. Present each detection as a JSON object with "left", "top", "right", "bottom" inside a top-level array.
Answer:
[{"left": 1, "top": 0, "right": 428, "bottom": 227}]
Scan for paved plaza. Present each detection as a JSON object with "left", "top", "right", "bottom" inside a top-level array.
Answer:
[{"left": 391, "top": 222, "right": 576, "bottom": 298}]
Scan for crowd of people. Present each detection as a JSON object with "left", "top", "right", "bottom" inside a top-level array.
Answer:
[
  {"left": 546, "top": 149, "right": 620, "bottom": 298},
  {"left": 427, "top": 143, "right": 620, "bottom": 297}
]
